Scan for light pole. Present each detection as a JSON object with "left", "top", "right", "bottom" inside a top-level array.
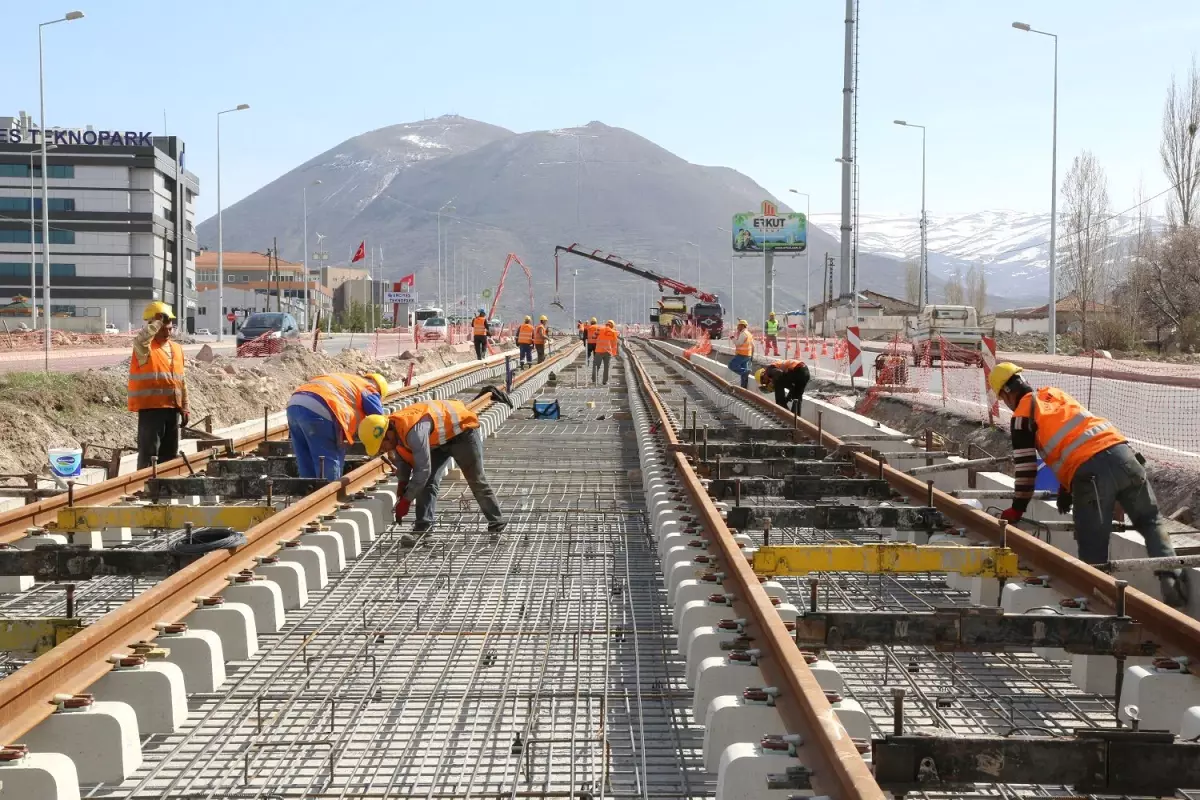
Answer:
[
  {"left": 302, "top": 179, "right": 321, "bottom": 331},
  {"left": 38, "top": 11, "right": 83, "bottom": 371},
  {"left": 436, "top": 199, "right": 454, "bottom": 308},
  {"left": 788, "top": 190, "right": 813, "bottom": 332},
  {"left": 685, "top": 240, "right": 701, "bottom": 287},
  {"left": 571, "top": 269, "right": 579, "bottom": 325},
  {"left": 891, "top": 121, "right": 927, "bottom": 310},
  {"left": 216, "top": 103, "right": 250, "bottom": 341},
  {"left": 1013, "top": 21, "right": 1059, "bottom": 354}
]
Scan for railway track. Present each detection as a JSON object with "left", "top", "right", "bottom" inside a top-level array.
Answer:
[{"left": 1, "top": 336, "right": 1199, "bottom": 799}]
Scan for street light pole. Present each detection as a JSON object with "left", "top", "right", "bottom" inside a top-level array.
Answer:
[
  {"left": 893, "top": 121, "right": 927, "bottom": 310},
  {"left": 685, "top": 240, "right": 701, "bottom": 287},
  {"left": 216, "top": 103, "right": 249, "bottom": 341},
  {"left": 1013, "top": 21, "right": 1059, "bottom": 354},
  {"left": 302, "top": 179, "right": 321, "bottom": 331},
  {"left": 788, "top": 190, "right": 813, "bottom": 332}
]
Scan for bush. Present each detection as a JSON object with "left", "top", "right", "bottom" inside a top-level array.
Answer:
[{"left": 1089, "top": 316, "right": 1139, "bottom": 351}]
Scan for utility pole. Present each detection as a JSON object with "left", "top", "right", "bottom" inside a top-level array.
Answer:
[
  {"left": 838, "top": 0, "right": 856, "bottom": 304},
  {"left": 273, "top": 236, "right": 280, "bottom": 312}
]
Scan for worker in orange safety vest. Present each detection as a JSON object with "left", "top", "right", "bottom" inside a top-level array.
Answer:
[
  {"left": 472, "top": 308, "right": 489, "bottom": 360},
  {"left": 586, "top": 317, "right": 601, "bottom": 363},
  {"left": 129, "top": 301, "right": 189, "bottom": 470},
  {"left": 533, "top": 315, "right": 550, "bottom": 363},
  {"left": 516, "top": 316, "right": 535, "bottom": 368},
  {"left": 287, "top": 372, "right": 388, "bottom": 480},
  {"left": 991, "top": 361, "right": 1190, "bottom": 607},
  {"left": 728, "top": 319, "right": 755, "bottom": 389},
  {"left": 592, "top": 320, "right": 619, "bottom": 385}
]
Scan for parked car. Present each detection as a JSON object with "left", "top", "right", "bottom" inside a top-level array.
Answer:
[
  {"left": 195, "top": 328, "right": 212, "bottom": 336},
  {"left": 103, "top": 323, "right": 119, "bottom": 335},
  {"left": 419, "top": 316, "right": 448, "bottom": 341},
  {"left": 237, "top": 312, "right": 300, "bottom": 348}
]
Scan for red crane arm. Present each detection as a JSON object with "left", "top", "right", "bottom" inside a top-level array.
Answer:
[{"left": 553, "top": 244, "right": 719, "bottom": 303}]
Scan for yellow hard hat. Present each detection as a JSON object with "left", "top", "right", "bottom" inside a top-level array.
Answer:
[
  {"left": 755, "top": 367, "right": 772, "bottom": 390},
  {"left": 768, "top": 310, "right": 776, "bottom": 317},
  {"left": 524, "top": 315, "right": 532, "bottom": 323},
  {"left": 143, "top": 301, "right": 175, "bottom": 321},
  {"left": 737, "top": 319, "right": 748, "bottom": 326},
  {"left": 539, "top": 315, "right": 548, "bottom": 322},
  {"left": 590, "top": 317, "right": 597, "bottom": 324},
  {"left": 606, "top": 319, "right": 615, "bottom": 327},
  {"left": 988, "top": 362, "right": 1023, "bottom": 395},
  {"left": 358, "top": 414, "right": 390, "bottom": 456},
  {"left": 364, "top": 372, "right": 389, "bottom": 398}
]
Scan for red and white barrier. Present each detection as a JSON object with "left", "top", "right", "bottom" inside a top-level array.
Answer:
[{"left": 846, "top": 326, "right": 863, "bottom": 378}]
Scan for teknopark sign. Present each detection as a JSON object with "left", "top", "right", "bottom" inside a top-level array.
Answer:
[
  {"left": 1, "top": 128, "right": 155, "bottom": 147},
  {"left": 731, "top": 200, "right": 808, "bottom": 254}
]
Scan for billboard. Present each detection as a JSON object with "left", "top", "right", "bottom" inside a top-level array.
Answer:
[{"left": 732, "top": 200, "right": 807, "bottom": 253}]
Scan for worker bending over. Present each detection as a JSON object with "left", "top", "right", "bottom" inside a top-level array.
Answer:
[
  {"left": 533, "top": 315, "right": 550, "bottom": 363},
  {"left": 586, "top": 317, "right": 600, "bottom": 362},
  {"left": 592, "top": 319, "right": 619, "bottom": 385},
  {"left": 129, "top": 301, "right": 189, "bottom": 470},
  {"left": 991, "top": 362, "right": 1190, "bottom": 607},
  {"left": 472, "top": 309, "right": 489, "bottom": 360},
  {"left": 517, "top": 316, "right": 535, "bottom": 368},
  {"left": 756, "top": 359, "right": 809, "bottom": 413},
  {"left": 359, "top": 389, "right": 511, "bottom": 545},
  {"left": 764, "top": 311, "right": 780, "bottom": 356},
  {"left": 287, "top": 372, "right": 387, "bottom": 480},
  {"left": 728, "top": 319, "right": 754, "bottom": 389}
]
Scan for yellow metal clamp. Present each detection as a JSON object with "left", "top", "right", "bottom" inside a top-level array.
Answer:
[
  {"left": 0, "top": 618, "right": 84, "bottom": 655},
  {"left": 752, "top": 543, "right": 1022, "bottom": 579},
  {"left": 54, "top": 505, "right": 277, "bottom": 532}
]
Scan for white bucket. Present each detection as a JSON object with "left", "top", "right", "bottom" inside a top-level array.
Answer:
[{"left": 48, "top": 447, "right": 83, "bottom": 479}]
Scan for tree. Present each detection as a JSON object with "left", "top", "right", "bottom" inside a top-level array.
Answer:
[
  {"left": 336, "top": 301, "right": 369, "bottom": 332},
  {"left": 1161, "top": 57, "right": 1200, "bottom": 228},
  {"left": 964, "top": 264, "right": 987, "bottom": 317},
  {"left": 1060, "top": 150, "right": 1112, "bottom": 348},
  {"left": 904, "top": 259, "right": 921, "bottom": 304},
  {"left": 943, "top": 267, "right": 965, "bottom": 305}
]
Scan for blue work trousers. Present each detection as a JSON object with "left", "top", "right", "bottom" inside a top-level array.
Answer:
[
  {"left": 286, "top": 405, "right": 347, "bottom": 480},
  {"left": 519, "top": 344, "right": 534, "bottom": 366},
  {"left": 728, "top": 355, "right": 753, "bottom": 389}
]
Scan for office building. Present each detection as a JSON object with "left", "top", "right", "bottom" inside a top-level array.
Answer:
[{"left": 194, "top": 250, "right": 332, "bottom": 334}]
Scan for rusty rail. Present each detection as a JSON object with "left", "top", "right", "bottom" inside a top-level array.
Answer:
[
  {"left": 654, "top": 341, "right": 1200, "bottom": 665},
  {"left": 624, "top": 341, "right": 887, "bottom": 800},
  {"left": 0, "top": 342, "right": 581, "bottom": 744}
]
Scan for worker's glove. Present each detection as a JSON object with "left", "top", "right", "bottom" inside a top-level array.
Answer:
[
  {"left": 1056, "top": 489, "right": 1073, "bottom": 515},
  {"left": 395, "top": 486, "right": 411, "bottom": 522},
  {"left": 999, "top": 507, "right": 1023, "bottom": 524},
  {"left": 180, "top": 409, "right": 190, "bottom": 429}
]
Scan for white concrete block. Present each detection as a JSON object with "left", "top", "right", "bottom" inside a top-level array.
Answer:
[
  {"left": 349, "top": 495, "right": 385, "bottom": 540},
  {"left": 694, "top": 658, "right": 764, "bottom": 725},
  {"left": 716, "top": 743, "right": 801, "bottom": 800},
  {"left": 221, "top": 578, "right": 285, "bottom": 634},
  {"left": 256, "top": 561, "right": 307, "bottom": 609},
  {"left": 324, "top": 518, "right": 363, "bottom": 560},
  {"left": 0, "top": 751, "right": 81, "bottom": 800},
  {"left": 680, "top": 600, "right": 738, "bottom": 646},
  {"left": 22, "top": 701, "right": 142, "bottom": 784},
  {"left": 1180, "top": 706, "right": 1200, "bottom": 740},
  {"left": 276, "top": 542, "right": 328, "bottom": 591},
  {"left": 667, "top": 553, "right": 713, "bottom": 598},
  {"left": 90, "top": 659, "right": 188, "bottom": 733},
  {"left": 705, "top": 696, "right": 786, "bottom": 773},
  {"left": 0, "top": 574, "right": 35, "bottom": 592},
  {"left": 761, "top": 580, "right": 788, "bottom": 602},
  {"left": 156, "top": 627, "right": 225, "bottom": 694},
  {"left": 185, "top": 600, "right": 259, "bottom": 661},
  {"left": 1070, "top": 654, "right": 1154, "bottom": 694},
  {"left": 66, "top": 531, "right": 104, "bottom": 550},
  {"left": 299, "top": 530, "right": 346, "bottom": 573},
  {"left": 686, "top": 626, "right": 739, "bottom": 688},
  {"left": 341, "top": 506, "right": 376, "bottom": 546},
  {"left": 830, "top": 696, "right": 870, "bottom": 740},
  {"left": 1001, "top": 580, "right": 1067, "bottom": 613},
  {"left": 101, "top": 526, "right": 133, "bottom": 546},
  {"left": 1119, "top": 664, "right": 1200, "bottom": 732},
  {"left": 969, "top": 576, "right": 1003, "bottom": 606},
  {"left": 675, "top": 579, "right": 725, "bottom": 624}
]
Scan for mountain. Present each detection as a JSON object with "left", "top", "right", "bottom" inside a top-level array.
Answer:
[
  {"left": 811, "top": 211, "right": 1154, "bottom": 310},
  {"left": 198, "top": 115, "right": 917, "bottom": 321}
]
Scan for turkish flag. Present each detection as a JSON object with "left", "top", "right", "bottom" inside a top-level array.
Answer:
[
  {"left": 350, "top": 241, "right": 365, "bottom": 263},
  {"left": 397, "top": 273, "right": 415, "bottom": 291}
]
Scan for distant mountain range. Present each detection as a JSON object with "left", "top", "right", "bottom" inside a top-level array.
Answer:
[{"left": 196, "top": 115, "right": 944, "bottom": 321}]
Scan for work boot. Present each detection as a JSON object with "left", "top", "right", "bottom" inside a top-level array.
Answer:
[
  {"left": 1157, "top": 569, "right": 1191, "bottom": 608},
  {"left": 400, "top": 523, "right": 434, "bottom": 548},
  {"left": 487, "top": 521, "right": 507, "bottom": 534}
]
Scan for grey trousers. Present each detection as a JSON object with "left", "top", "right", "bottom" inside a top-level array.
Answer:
[
  {"left": 414, "top": 428, "right": 504, "bottom": 526},
  {"left": 592, "top": 353, "right": 611, "bottom": 384},
  {"left": 1071, "top": 443, "right": 1174, "bottom": 564}
]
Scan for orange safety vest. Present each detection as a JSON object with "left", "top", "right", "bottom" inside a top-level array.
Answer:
[
  {"left": 517, "top": 323, "right": 535, "bottom": 345},
  {"left": 294, "top": 372, "right": 378, "bottom": 443},
  {"left": 472, "top": 315, "right": 488, "bottom": 337},
  {"left": 734, "top": 329, "right": 754, "bottom": 356},
  {"left": 128, "top": 339, "right": 185, "bottom": 412},
  {"left": 388, "top": 399, "right": 480, "bottom": 466},
  {"left": 587, "top": 324, "right": 601, "bottom": 344},
  {"left": 1013, "top": 387, "right": 1126, "bottom": 490},
  {"left": 595, "top": 326, "right": 619, "bottom": 356},
  {"left": 775, "top": 359, "right": 805, "bottom": 372},
  {"left": 533, "top": 324, "right": 547, "bottom": 345}
]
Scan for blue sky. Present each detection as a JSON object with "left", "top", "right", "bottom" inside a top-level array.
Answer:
[{"left": 6, "top": 0, "right": 1199, "bottom": 223}]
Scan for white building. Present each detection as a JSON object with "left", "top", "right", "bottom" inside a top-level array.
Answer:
[
  {"left": 0, "top": 113, "right": 199, "bottom": 332},
  {"left": 194, "top": 250, "right": 333, "bottom": 335}
]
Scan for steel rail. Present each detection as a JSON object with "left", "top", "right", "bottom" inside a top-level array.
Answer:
[
  {"left": 0, "top": 347, "right": 534, "bottom": 543},
  {"left": 652, "top": 341, "right": 1200, "bottom": 665},
  {"left": 0, "top": 343, "right": 581, "bottom": 744},
  {"left": 622, "top": 341, "right": 886, "bottom": 800}
]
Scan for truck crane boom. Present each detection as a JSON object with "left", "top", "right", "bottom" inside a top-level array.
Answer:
[
  {"left": 488, "top": 253, "right": 534, "bottom": 322},
  {"left": 553, "top": 244, "right": 719, "bottom": 304}
]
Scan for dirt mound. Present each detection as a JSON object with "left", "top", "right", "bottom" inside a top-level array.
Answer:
[{"left": 0, "top": 343, "right": 473, "bottom": 476}]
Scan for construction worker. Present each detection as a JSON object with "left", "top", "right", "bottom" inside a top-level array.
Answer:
[
  {"left": 517, "top": 315, "right": 535, "bottom": 368},
  {"left": 586, "top": 316, "right": 601, "bottom": 362},
  {"left": 756, "top": 359, "right": 810, "bottom": 413},
  {"left": 764, "top": 311, "right": 781, "bottom": 356},
  {"left": 990, "top": 362, "right": 1190, "bottom": 607},
  {"left": 593, "top": 319, "right": 619, "bottom": 385},
  {"left": 472, "top": 308, "right": 489, "bottom": 360},
  {"left": 533, "top": 315, "right": 550, "bottom": 363},
  {"left": 129, "top": 301, "right": 189, "bottom": 470},
  {"left": 728, "top": 319, "right": 755, "bottom": 389},
  {"left": 286, "top": 372, "right": 387, "bottom": 480},
  {"left": 358, "top": 388, "right": 512, "bottom": 545}
]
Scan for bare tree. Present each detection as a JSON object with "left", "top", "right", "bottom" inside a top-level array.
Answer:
[
  {"left": 1160, "top": 57, "right": 1200, "bottom": 228},
  {"left": 1060, "top": 150, "right": 1112, "bottom": 347},
  {"left": 904, "top": 259, "right": 920, "bottom": 304},
  {"left": 943, "top": 267, "right": 965, "bottom": 305},
  {"left": 964, "top": 264, "right": 987, "bottom": 317}
]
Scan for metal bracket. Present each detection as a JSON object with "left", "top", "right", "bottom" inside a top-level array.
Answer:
[
  {"left": 0, "top": 545, "right": 189, "bottom": 580},
  {"left": 752, "top": 543, "right": 1022, "bottom": 578},
  {"left": 53, "top": 504, "right": 276, "bottom": 532},
  {"left": 0, "top": 617, "right": 84, "bottom": 654}
]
